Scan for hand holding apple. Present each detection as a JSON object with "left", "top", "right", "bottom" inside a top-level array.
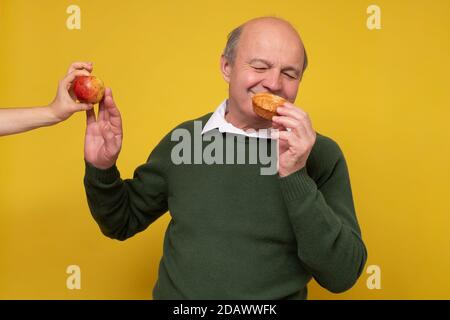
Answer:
[{"left": 48, "top": 61, "right": 95, "bottom": 122}]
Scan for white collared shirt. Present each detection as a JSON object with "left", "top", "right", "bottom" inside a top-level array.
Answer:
[{"left": 201, "top": 99, "right": 272, "bottom": 139}]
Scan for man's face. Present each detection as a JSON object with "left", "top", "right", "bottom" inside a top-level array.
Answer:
[{"left": 221, "top": 20, "right": 305, "bottom": 125}]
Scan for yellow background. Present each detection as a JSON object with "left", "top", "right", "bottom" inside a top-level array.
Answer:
[{"left": 1, "top": 0, "right": 449, "bottom": 299}]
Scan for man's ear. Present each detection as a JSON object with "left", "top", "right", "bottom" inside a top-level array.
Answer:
[{"left": 220, "top": 55, "right": 232, "bottom": 83}]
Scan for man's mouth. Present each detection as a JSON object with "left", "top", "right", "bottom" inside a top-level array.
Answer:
[
  {"left": 250, "top": 90, "right": 287, "bottom": 102},
  {"left": 249, "top": 90, "right": 267, "bottom": 97},
  {"left": 250, "top": 90, "right": 282, "bottom": 97}
]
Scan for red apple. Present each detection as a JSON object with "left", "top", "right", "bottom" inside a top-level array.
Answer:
[{"left": 71, "top": 76, "right": 105, "bottom": 104}]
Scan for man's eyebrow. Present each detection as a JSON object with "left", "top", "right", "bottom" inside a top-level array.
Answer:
[
  {"left": 281, "top": 66, "right": 301, "bottom": 76},
  {"left": 249, "top": 58, "right": 273, "bottom": 66},
  {"left": 249, "top": 58, "right": 301, "bottom": 76}
]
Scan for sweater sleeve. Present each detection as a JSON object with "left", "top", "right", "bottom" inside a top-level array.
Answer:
[
  {"left": 83, "top": 137, "right": 170, "bottom": 241},
  {"left": 278, "top": 138, "right": 367, "bottom": 293}
]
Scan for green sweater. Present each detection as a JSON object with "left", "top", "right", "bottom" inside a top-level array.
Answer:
[{"left": 84, "top": 113, "right": 367, "bottom": 299}]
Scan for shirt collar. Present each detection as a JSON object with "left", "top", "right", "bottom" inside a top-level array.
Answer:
[{"left": 201, "top": 99, "right": 271, "bottom": 139}]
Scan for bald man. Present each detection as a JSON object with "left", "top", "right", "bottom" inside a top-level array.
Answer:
[{"left": 83, "top": 17, "right": 367, "bottom": 299}]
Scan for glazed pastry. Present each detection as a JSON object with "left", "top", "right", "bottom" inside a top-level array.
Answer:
[{"left": 252, "top": 93, "right": 286, "bottom": 120}]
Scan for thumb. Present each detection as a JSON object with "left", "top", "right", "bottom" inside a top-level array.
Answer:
[{"left": 76, "top": 103, "right": 94, "bottom": 112}]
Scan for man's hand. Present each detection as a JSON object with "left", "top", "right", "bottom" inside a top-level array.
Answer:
[
  {"left": 48, "top": 61, "right": 94, "bottom": 122},
  {"left": 84, "top": 88, "right": 123, "bottom": 169},
  {"left": 271, "top": 102, "right": 316, "bottom": 177}
]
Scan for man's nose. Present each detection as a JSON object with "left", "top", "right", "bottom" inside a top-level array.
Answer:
[{"left": 262, "top": 69, "right": 282, "bottom": 93}]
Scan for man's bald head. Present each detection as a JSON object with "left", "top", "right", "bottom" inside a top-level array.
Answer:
[{"left": 223, "top": 17, "right": 308, "bottom": 74}]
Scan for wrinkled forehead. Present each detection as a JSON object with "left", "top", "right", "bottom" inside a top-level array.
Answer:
[{"left": 237, "top": 22, "right": 305, "bottom": 67}]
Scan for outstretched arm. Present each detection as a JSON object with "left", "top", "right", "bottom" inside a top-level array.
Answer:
[
  {"left": 83, "top": 96, "right": 170, "bottom": 240},
  {"left": 0, "top": 61, "right": 94, "bottom": 136}
]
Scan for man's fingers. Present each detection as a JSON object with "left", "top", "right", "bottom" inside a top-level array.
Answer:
[
  {"left": 104, "top": 88, "right": 118, "bottom": 111},
  {"left": 86, "top": 108, "right": 96, "bottom": 125},
  {"left": 94, "top": 88, "right": 122, "bottom": 135},
  {"left": 103, "top": 89, "right": 122, "bottom": 126},
  {"left": 276, "top": 105, "right": 304, "bottom": 121},
  {"left": 67, "top": 61, "right": 93, "bottom": 75},
  {"left": 272, "top": 116, "right": 300, "bottom": 130},
  {"left": 271, "top": 122, "right": 287, "bottom": 131},
  {"left": 271, "top": 130, "right": 297, "bottom": 145},
  {"left": 272, "top": 115, "right": 308, "bottom": 138},
  {"left": 106, "top": 87, "right": 113, "bottom": 98},
  {"left": 282, "top": 101, "right": 306, "bottom": 112},
  {"left": 106, "top": 96, "right": 123, "bottom": 132},
  {"left": 104, "top": 95, "right": 120, "bottom": 116},
  {"left": 279, "top": 104, "right": 315, "bottom": 139},
  {"left": 98, "top": 98, "right": 106, "bottom": 122}
]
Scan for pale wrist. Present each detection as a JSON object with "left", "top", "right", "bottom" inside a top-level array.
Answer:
[{"left": 45, "top": 102, "right": 63, "bottom": 124}]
